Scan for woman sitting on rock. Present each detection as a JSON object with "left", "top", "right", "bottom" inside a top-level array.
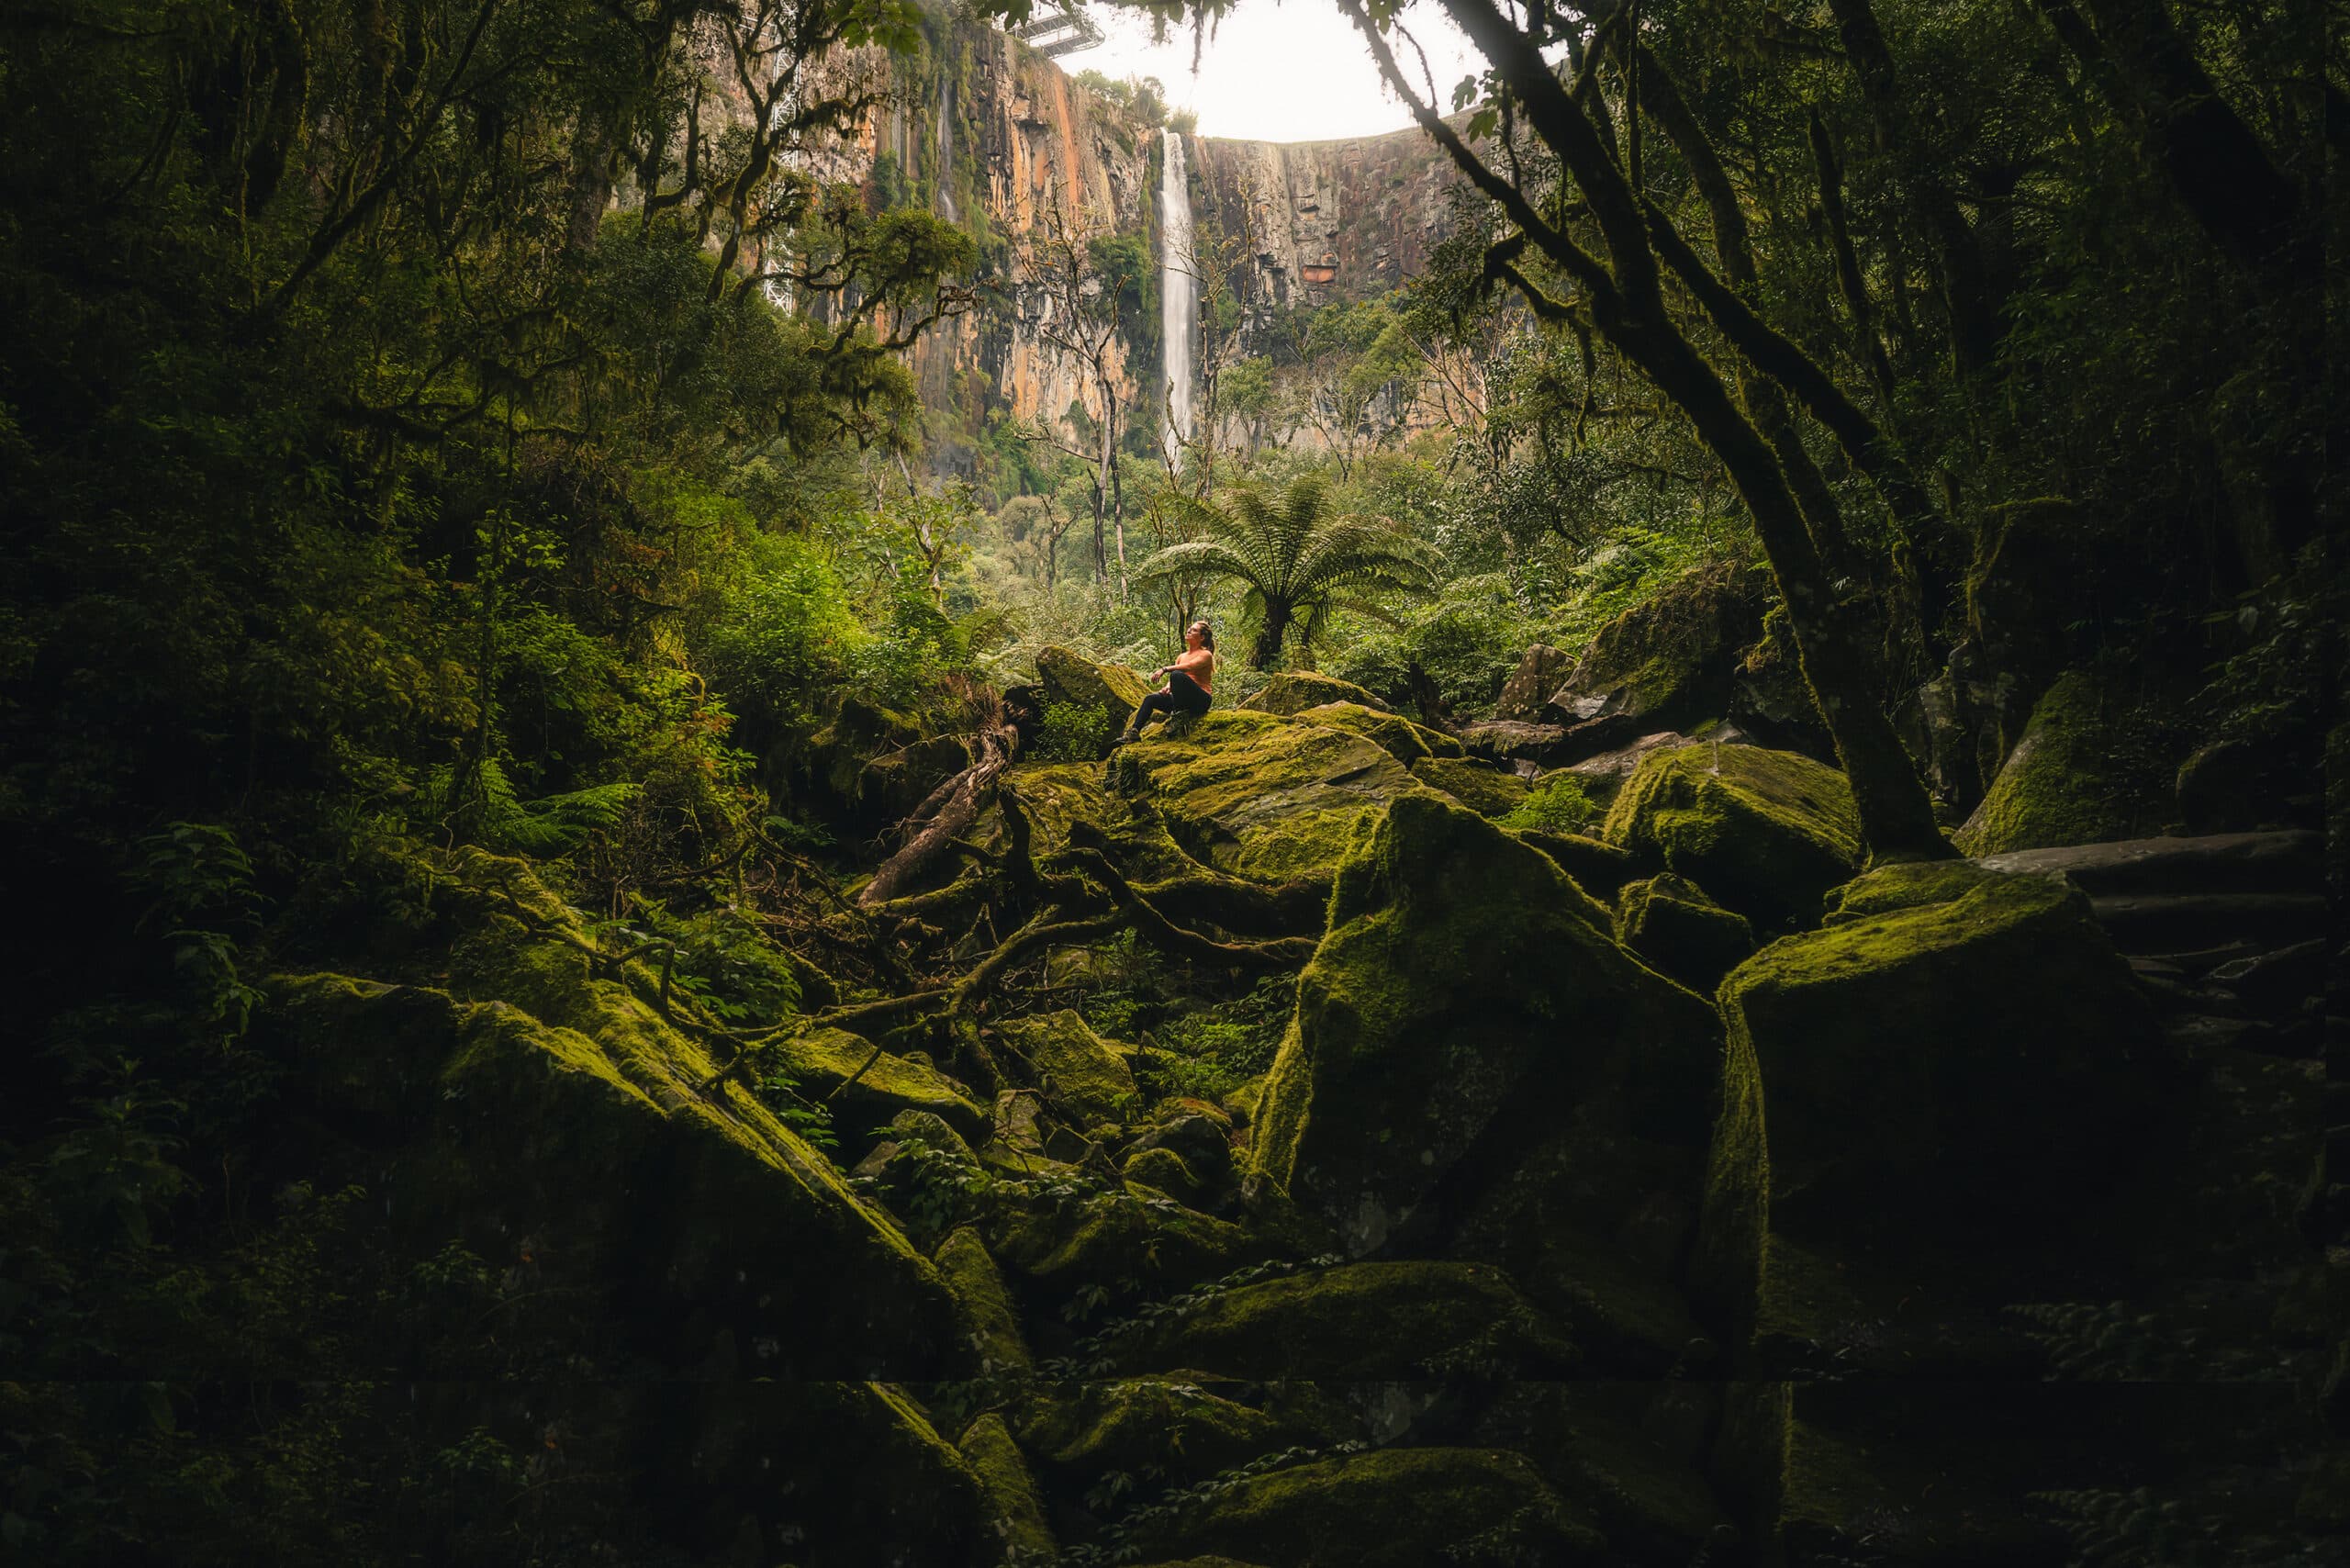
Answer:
[{"left": 1115, "top": 622, "right": 1215, "bottom": 744}]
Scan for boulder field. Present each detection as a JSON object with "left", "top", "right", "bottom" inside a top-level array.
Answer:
[{"left": 232, "top": 674, "right": 2334, "bottom": 1564}]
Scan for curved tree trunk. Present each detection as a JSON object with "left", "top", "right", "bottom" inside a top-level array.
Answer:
[{"left": 856, "top": 724, "right": 1019, "bottom": 908}]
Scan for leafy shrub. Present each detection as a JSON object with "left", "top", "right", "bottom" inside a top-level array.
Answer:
[
  {"left": 1029, "top": 700, "right": 1103, "bottom": 762},
  {"left": 1499, "top": 775, "right": 1601, "bottom": 835}
]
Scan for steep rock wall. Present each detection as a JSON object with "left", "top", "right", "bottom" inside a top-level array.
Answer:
[{"left": 786, "top": 6, "right": 1464, "bottom": 471}]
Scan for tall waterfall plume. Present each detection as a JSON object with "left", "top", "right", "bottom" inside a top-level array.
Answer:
[{"left": 1158, "top": 128, "right": 1196, "bottom": 469}]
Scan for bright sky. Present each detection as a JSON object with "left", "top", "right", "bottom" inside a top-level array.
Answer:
[{"left": 1072, "top": 2, "right": 1485, "bottom": 143}]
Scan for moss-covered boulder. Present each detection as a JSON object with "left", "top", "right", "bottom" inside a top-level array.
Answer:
[
  {"left": 1614, "top": 874, "right": 1755, "bottom": 993},
  {"left": 1293, "top": 700, "right": 1465, "bottom": 764},
  {"left": 993, "top": 1010, "right": 1138, "bottom": 1126},
  {"left": 770, "top": 1025, "right": 990, "bottom": 1150},
  {"left": 1954, "top": 668, "right": 2173, "bottom": 855},
  {"left": 1130, "top": 1447, "right": 1604, "bottom": 1568},
  {"left": 1468, "top": 1386, "right": 1735, "bottom": 1568},
  {"left": 1111, "top": 710, "right": 1435, "bottom": 884},
  {"left": 1413, "top": 755, "right": 1531, "bottom": 818},
  {"left": 1133, "top": 1260, "right": 1577, "bottom": 1379},
  {"left": 262, "top": 963, "right": 970, "bottom": 1379},
  {"left": 634, "top": 1382, "right": 989, "bottom": 1566},
  {"left": 935, "top": 1226, "right": 1032, "bottom": 1373},
  {"left": 1242, "top": 671, "right": 1393, "bottom": 715},
  {"left": 985, "top": 1187, "right": 1275, "bottom": 1311},
  {"left": 1013, "top": 1379, "right": 1337, "bottom": 1494},
  {"left": 1510, "top": 828, "right": 1640, "bottom": 898},
  {"left": 1036, "top": 644, "right": 1154, "bottom": 757},
  {"left": 1494, "top": 643, "right": 1577, "bottom": 722},
  {"left": 998, "top": 760, "right": 1198, "bottom": 884},
  {"left": 1692, "top": 864, "right": 2165, "bottom": 1345},
  {"left": 1602, "top": 743, "right": 1861, "bottom": 930},
  {"left": 1548, "top": 563, "right": 1762, "bottom": 737},
  {"left": 1250, "top": 794, "right": 1722, "bottom": 1305},
  {"left": 958, "top": 1412, "right": 1058, "bottom": 1565}
]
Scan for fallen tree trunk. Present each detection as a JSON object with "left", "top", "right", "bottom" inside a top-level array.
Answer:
[{"left": 856, "top": 722, "right": 1018, "bottom": 908}]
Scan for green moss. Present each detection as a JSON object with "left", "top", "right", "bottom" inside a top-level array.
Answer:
[
  {"left": 1036, "top": 644, "right": 1154, "bottom": 757},
  {"left": 265, "top": 954, "right": 970, "bottom": 1379},
  {"left": 1013, "top": 1380, "right": 1318, "bottom": 1491},
  {"left": 985, "top": 1189, "right": 1273, "bottom": 1307},
  {"left": 1132, "top": 1447, "right": 1604, "bottom": 1568},
  {"left": 1554, "top": 560, "right": 1761, "bottom": 725},
  {"left": 1241, "top": 671, "right": 1393, "bottom": 715},
  {"left": 994, "top": 1009, "right": 1139, "bottom": 1126},
  {"left": 1700, "top": 863, "right": 2163, "bottom": 1342},
  {"left": 1291, "top": 700, "right": 1464, "bottom": 765},
  {"left": 1602, "top": 743, "right": 1861, "bottom": 929},
  {"left": 1467, "top": 1386, "right": 1733, "bottom": 1562},
  {"left": 997, "top": 761, "right": 1196, "bottom": 883},
  {"left": 1508, "top": 827, "right": 1639, "bottom": 897},
  {"left": 935, "top": 1226, "right": 1032, "bottom": 1372},
  {"left": 1252, "top": 794, "right": 1718, "bottom": 1270},
  {"left": 773, "top": 1025, "right": 990, "bottom": 1146},
  {"left": 1136, "top": 1260, "right": 1577, "bottom": 1379},
  {"left": 957, "top": 1412, "right": 1058, "bottom": 1564},
  {"left": 1614, "top": 873, "right": 1755, "bottom": 992},
  {"left": 1410, "top": 755, "right": 1530, "bottom": 818},
  {"left": 1953, "top": 668, "right": 2171, "bottom": 854},
  {"left": 1123, "top": 1145, "right": 1204, "bottom": 1204},
  {"left": 1114, "top": 710, "right": 1433, "bottom": 884},
  {"left": 1819, "top": 857, "right": 1998, "bottom": 923}
]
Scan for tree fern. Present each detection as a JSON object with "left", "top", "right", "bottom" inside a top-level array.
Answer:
[{"left": 1130, "top": 475, "right": 1441, "bottom": 666}]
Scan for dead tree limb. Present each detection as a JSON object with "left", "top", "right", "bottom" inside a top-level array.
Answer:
[{"left": 857, "top": 722, "right": 1019, "bottom": 908}]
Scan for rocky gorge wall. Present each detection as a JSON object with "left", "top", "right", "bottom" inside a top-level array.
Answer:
[{"left": 778, "top": 4, "right": 1466, "bottom": 474}]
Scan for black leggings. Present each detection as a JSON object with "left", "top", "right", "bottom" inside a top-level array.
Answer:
[{"left": 1132, "top": 670, "right": 1211, "bottom": 729}]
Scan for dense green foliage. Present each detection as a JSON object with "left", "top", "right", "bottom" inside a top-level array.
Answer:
[{"left": 1, "top": 0, "right": 2338, "bottom": 1558}]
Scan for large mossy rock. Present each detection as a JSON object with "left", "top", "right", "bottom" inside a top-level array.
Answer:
[
  {"left": 1412, "top": 755, "right": 1531, "bottom": 819},
  {"left": 993, "top": 1009, "right": 1138, "bottom": 1125},
  {"left": 1036, "top": 644, "right": 1154, "bottom": 757},
  {"left": 1242, "top": 670, "right": 1393, "bottom": 716},
  {"left": 1614, "top": 874, "right": 1755, "bottom": 994},
  {"left": 958, "top": 1411, "right": 1058, "bottom": 1564},
  {"left": 1111, "top": 710, "right": 1435, "bottom": 884},
  {"left": 771, "top": 1025, "right": 990, "bottom": 1151},
  {"left": 1693, "top": 862, "right": 2165, "bottom": 1346},
  {"left": 1293, "top": 700, "right": 1464, "bottom": 764},
  {"left": 1954, "top": 668, "right": 2172, "bottom": 855},
  {"left": 262, "top": 961, "right": 970, "bottom": 1379},
  {"left": 1250, "top": 794, "right": 1722, "bottom": 1307},
  {"left": 1013, "top": 1380, "right": 1340, "bottom": 1494},
  {"left": 1130, "top": 1447, "right": 1604, "bottom": 1568},
  {"left": 1602, "top": 743, "right": 1861, "bottom": 930},
  {"left": 1548, "top": 562, "right": 1762, "bottom": 738},
  {"left": 1494, "top": 643, "right": 1577, "bottom": 722},
  {"left": 1132, "top": 1260, "right": 1577, "bottom": 1379},
  {"left": 935, "top": 1226, "right": 1032, "bottom": 1373}
]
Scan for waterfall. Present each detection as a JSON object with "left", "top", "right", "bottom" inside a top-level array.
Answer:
[
  {"left": 1158, "top": 128, "right": 1196, "bottom": 469},
  {"left": 935, "top": 75, "right": 957, "bottom": 223}
]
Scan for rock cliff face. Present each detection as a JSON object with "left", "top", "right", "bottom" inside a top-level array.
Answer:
[{"left": 790, "top": 6, "right": 1463, "bottom": 470}]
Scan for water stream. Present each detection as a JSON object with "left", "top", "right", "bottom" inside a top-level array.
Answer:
[{"left": 1158, "top": 128, "right": 1196, "bottom": 469}]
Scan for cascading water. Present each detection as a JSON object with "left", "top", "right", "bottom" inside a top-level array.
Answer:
[{"left": 1158, "top": 127, "right": 1197, "bottom": 469}]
